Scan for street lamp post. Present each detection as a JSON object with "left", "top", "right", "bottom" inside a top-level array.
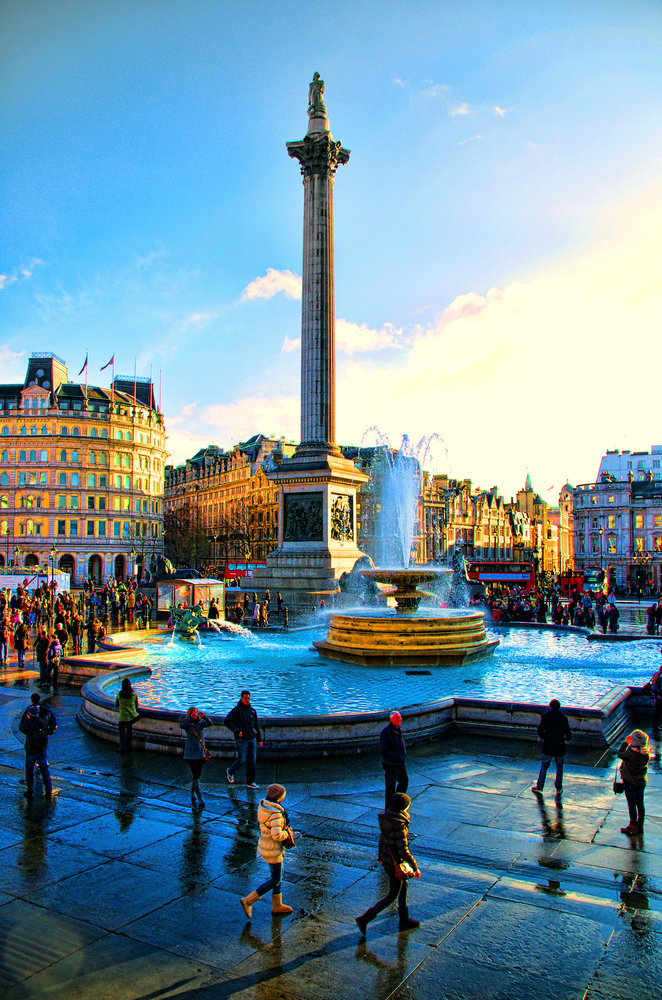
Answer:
[
  {"left": 130, "top": 546, "right": 136, "bottom": 583},
  {"left": 599, "top": 527, "right": 604, "bottom": 572},
  {"left": 13, "top": 547, "right": 20, "bottom": 571},
  {"left": 49, "top": 545, "right": 56, "bottom": 588}
]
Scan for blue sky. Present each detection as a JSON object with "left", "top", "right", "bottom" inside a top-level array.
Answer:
[{"left": 2, "top": 0, "right": 662, "bottom": 501}]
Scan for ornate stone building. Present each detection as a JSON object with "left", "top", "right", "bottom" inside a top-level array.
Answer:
[
  {"left": 573, "top": 446, "right": 662, "bottom": 595},
  {"left": 0, "top": 353, "right": 166, "bottom": 585},
  {"left": 163, "top": 436, "right": 296, "bottom": 568}
]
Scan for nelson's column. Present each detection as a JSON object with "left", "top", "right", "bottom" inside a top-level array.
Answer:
[{"left": 249, "top": 73, "right": 368, "bottom": 610}]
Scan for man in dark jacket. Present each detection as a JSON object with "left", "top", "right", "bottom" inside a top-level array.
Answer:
[
  {"left": 532, "top": 698, "right": 572, "bottom": 797},
  {"left": 33, "top": 629, "right": 50, "bottom": 685},
  {"left": 380, "top": 710, "right": 408, "bottom": 809},
  {"left": 224, "top": 690, "right": 262, "bottom": 788},
  {"left": 19, "top": 692, "right": 56, "bottom": 800}
]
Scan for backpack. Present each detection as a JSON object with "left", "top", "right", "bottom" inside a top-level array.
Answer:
[{"left": 25, "top": 712, "right": 50, "bottom": 751}]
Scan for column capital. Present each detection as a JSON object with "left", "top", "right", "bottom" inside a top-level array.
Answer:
[{"left": 286, "top": 134, "right": 350, "bottom": 178}]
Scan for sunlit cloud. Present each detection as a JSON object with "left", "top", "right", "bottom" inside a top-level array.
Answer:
[
  {"left": 450, "top": 103, "right": 469, "bottom": 117},
  {"left": 281, "top": 336, "right": 300, "bottom": 354},
  {"left": 1, "top": 258, "right": 44, "bottom": 290},
  {"left": 336, "top": 319, "right": 403, "bottom": 354},
  {"left": 0, "top": 346, "right": 27, "bottom": 382},
  {"left": 241, "top": 268, "right": 302, "bottom": 301},
  {"left": 493, "top": 106, "right": 507, "bottom": 117}
]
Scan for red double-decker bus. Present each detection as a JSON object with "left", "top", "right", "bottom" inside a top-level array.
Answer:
[
  {"left": 222, "top": 561, "right": 266, "bottom": 586},
  {"left": 466, "top": 561, "right": 536, "bottom": 592}
]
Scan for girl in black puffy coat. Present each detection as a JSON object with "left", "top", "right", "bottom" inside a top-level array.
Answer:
[{"left": 355, "top": 792, "right": 420, "bottom": 936}]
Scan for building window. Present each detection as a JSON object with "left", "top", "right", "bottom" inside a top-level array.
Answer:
[
  {"left": 113, "top": 521, "right": 120, "bottom": 537},
  {"left": 100, "top": 429, "right": 108, "bottom": 439},
  {"left": 99, "top": 475, "right": 107, "bottom": 488},
  {"left": 57, "top": 520, "right": 66, "bottom": 536},
  {"left": 87, "top": 497, "right": 95, "bottom": 509},
  {"left": 87, "top": 520, "right": 95, "bottom": 536},
  {"left": 89, "top": 452, "right": 96, "bottom": 464},
  {"left": 70, "top": 496, "right": 79, "bottom": 509},
  {"left": 98, "top": 521, "right": 106, "bottom": 537},
  {"left": 655, "top": 537, "right": 662, "bottom": 553},
  {"left": 58, "top": 496, "right": 66, "bottom": 508},
  {"left": 61, "top": 427, "right": 68, "bottom": 436},
  {"left": 98, "top": 496, "right": 106, "bottom": 510},
  {"left": 60, "top": 450, "right": 66, "bottom": 461},
  {"left": 69, "top": 521, "right": 78, "bottom": 537},
  {"left": 608, "top": 535, "right": 617, "bottom": 554},
  {"left": 87, "top": 474, "right": 96, "bottom": 487},
  {"left": 39, "top": 450, "right": 47, "bottom": 461},
  {"left": 635, "top": 537, "right": 644, "bottom": 552},
  {"left": 655, "top": 514, "right": 661, "bottom": 528},
  {"left": 72, "top": 427, "right": 80, "bottom": 437},
  {"left": 591, "top": 517, "right": 598, "bottom": 529},
  {"left": 90, "top": 428, "right": 97, "bottom": 438},
  {"left": 71, "top": 473, "right": 79, "bottom": 486},
  {"left": 591, "top": 536, "right": 599, "bottom": 553},
  {"left": 608, "top": 515, "right": 616, "bottom": 528},
  {"left": 122, "top": 521, "right": 130, "bottom": 538},
  {"left": 636, "top": 514, "right": 644, "bottom": 528},
  {"left": 71, "top": 450, "right": 79, "bottom": 462}
]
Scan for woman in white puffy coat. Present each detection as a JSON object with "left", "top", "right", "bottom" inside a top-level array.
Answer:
[{"left": 240, "top": 783, "right": 293, "bottom": 918}]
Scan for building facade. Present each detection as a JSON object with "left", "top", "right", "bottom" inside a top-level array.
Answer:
[
  {"left": 0, "top": 353, "right": 166, "bottom": 585},
  {"left": 573, "top": 446, "right": 662, "bottom": 595},
  {"left": 163, "top": 436, "right": 296, "bottom": 568}
]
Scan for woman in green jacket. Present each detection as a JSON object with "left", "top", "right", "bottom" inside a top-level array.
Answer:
[{"left": 115, "top": 677, "right": 139, "bottom": 753}]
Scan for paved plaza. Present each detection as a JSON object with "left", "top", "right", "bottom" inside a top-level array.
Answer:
[{"left": 1, "top": 669, "right": 661, "bottom": 1000}]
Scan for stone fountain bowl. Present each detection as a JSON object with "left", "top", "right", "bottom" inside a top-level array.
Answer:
[{"left": 361, "top": 566, "right": 452, "bottom": 614}]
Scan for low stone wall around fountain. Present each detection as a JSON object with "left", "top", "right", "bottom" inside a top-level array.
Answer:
[{"left": 77, "top": 664, "right": 637, "bottom": 755}]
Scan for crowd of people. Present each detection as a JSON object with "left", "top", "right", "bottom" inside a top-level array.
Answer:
[{"left": 485, "top": 585, "right": 621, "bottom": 632}]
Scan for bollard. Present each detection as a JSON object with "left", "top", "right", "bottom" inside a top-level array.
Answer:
[{"left": 283, "top": 606, "right": 289, "bottom": 629}]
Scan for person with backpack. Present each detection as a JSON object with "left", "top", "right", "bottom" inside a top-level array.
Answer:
[
  {"left": 47, "top": 633, "right": 63, "bottom": 689},
  {"left": 18, "top": 692, "right": 57, "bottom": 801},
  {"left": 33, "top": 628, "right": 50, "bottom": 685},
  {"left": 13, "top": 618, "right": 28, "bottom": 671}
]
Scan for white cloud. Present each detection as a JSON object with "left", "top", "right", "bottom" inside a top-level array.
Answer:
[
  {"left": 493, "top": 106, "right": 507, "bottom": 117},
  {"left": 241, "top": 268, "right": 302, "bottom": 301},
  {"left": 0, "top": 346, "right": 27, "bottom": 382},
  {"left": 0, "top": 259, "right": 43, "bottom": 290},
  {"left": 336, "top": 319, "right": 402, "bottom": 355},
  {"left": 394, "top": 78, "right": 405, "bottom": 87},
  {"left": 198, "top": 395, "right": 299, "bottom": 450},
  {"left": 182, "top": 311, "right": 213, "bottom": 328},
  {"left": 450, "top": 103, "right": 469, "bottom": 117},
  {"left": 281, "top": 336, "right": 300, "bottom": 354}
]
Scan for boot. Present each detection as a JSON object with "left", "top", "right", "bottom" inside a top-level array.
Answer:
[
  {"left": 240, "top": 890, "right": 260, "bottom": 919},
  {"left": 355, "top": 910, "right": 372, "bottom": 936},
  {"left": 620, "top": 823, "right": 637, "bottom": 835},
  {"left": 271, "top": 893, "right": 293, "bottom": 915},
  {"left": 398, "top": 910, "right": 420, "bottom": 932}
]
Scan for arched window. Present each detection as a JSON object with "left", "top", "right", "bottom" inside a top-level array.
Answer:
[
  {"left": 72, "top": 427, "right": 80, "bottom": 437},
  {"left": 1, "top": 427, "right": 8, "bottom": 436},
  {"left": 1, "top": 450, "right": 7, "bottom": 462},
  {"left": 29, "top": 450, "right": 37, "bottom": 462},
  {"left": 40, "top": 425, "right": 47, "bottom": 435},
  {"left": 89, "top": 451, "right": 96, "bottom": 464},
  {"left": 0, "top": 520, "right": 7, "bottom": 535},
  {"left": 0, "top": 472, "right": 8, "bottom": 486},
  {"left": 125, "top": 431, "right": 131, "bottom": 441},
  {"left": 61, "top": 426, "right": 68, "bottom": 436},
  {"left": 100, "top": 429, "right": 108, "bottom": 439},
  {"left": 0, "top": 496, "right": 7, "bottom": 508},
  {"left": 71, "top": 450, "right": 79, "bottom": 462},
  {"left": 90, "top": 428, "right": 97, "bottom": 438},
  {"left": 30, "top": 426, "right": 37, "bottom": 435},
  {"left": 60, "top": 450, "right": 67, "bottom": 461},
  {"left": 20, "top": 426, "right": 27, "bottom": 435}
]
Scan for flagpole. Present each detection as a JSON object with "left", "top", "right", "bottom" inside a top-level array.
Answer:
[
  {"left": 84, "top": 348, "right": 89, "bottom": 404},
  {"left": 159, "top": 369, "right": 162, "bottom": 412},
  {"left": 133, "top": 358, "right": 137, "bottom": 404},
  {"left": 111, "top": 357, "right": 115, "bottom": 410}
]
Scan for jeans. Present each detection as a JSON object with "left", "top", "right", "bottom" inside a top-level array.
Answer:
[
  {"left": 536, "top": 754, "right": 564, "bottom": 791},
  {"left": 0, "top": 641, "right": 7, "bottom": 664},
  {"left": 362, "top": 871, "right": 409, "bottom": 923},
  {"left": 38, "top": 657, "right": 49, "bottom": 685},
  {"left": 383, "top": 763, "right": 409, "bottom": 810},
  {"left": 228, "top": 738, "right": 257, "bottom": 784},
  {"left": 256, "top": 861, "right": 282, "bottom": 896},
  {"left": 624, "top": 781, "right": 645, "bottom": 825},
  {"left": 25, "top": 750, "right": 52, "bottom": 797},
  {"left": 118, "top": 721, "right": 134, "bottom": 752},
  {"left": 17, "top": 648, "right": 25, "bottom": 670}
]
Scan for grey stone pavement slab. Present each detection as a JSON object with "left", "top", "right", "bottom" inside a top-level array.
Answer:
[{"left": 1, "top": 681, "right": 662, "bottom": 999}]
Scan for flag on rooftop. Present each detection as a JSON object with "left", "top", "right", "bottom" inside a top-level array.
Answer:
[
  {"left": 100, "top": 355, "right": 114, "bottom": 371},
  {"left": 77, "top": 354, "right": 88, "bottom": 376}
]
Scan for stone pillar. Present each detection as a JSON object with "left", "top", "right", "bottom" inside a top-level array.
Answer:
[{"left": 287, "top": 125, "right": 349, "bottom": 456}]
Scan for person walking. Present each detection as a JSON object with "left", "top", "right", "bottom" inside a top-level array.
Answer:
[
  {"left": 115, "top": 677, "right": 140, "bottom": 753},
  {"left": 649, "top": 666, "right": 662, "bottom": 730},
  {"left": 355, "top": 792, "right": 421, "bottom": 936},
  {"left": 0, "top": 615, "right": 12, "bottom": 668},
  {"left": 179, "top": 706, "right": 212, "bottom": 809},
  {"left": 240, "top": 783, "right": 293, "bottom": 918},
  {"left": 47, "top": 633, "right": 63, "bottom": 689},
  {"left": 13, "top": 618, "right": 29, "bottom": 671},
  {"left": 531, "top": 699, "right": 572, "bottom": 797},
  {"left": 617, "top": 730, "right": 651, "bottom": 835},
  {"left": 224, "top": 690, "right": 262, "bottom": 788},
  {"left": 19, "top": 692, "right": 57, "bottom": 801},
  {"left": 380, "top": 710, "right": 408, "bottom": 810},
  {"left": 33, "top": 629, "right": 50, "bottom": 685}
]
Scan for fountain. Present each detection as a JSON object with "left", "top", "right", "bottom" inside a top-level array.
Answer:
[{"left": 313, "top": 433, "right": 499, "bottom": 666}]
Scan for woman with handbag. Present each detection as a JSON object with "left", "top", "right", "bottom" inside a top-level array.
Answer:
[
  {"left": 617, "top": 730, "right": 651, "bottom": 835},
  {"left": 115, "top": 677, "right": 140, "bottom": 753},
  {"left": 355, "top": 792, "right": 421, "bottom": 936},
  {"left": 179, "top": 706, "right": 212, "bottom": 809},
  {"left": 240, "top": 783, "right": 294, "bottom": 918}
]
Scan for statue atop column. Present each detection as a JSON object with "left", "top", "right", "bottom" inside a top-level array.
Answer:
[{"left": 308, "top": 72, "right": 327, "bottom": 118}]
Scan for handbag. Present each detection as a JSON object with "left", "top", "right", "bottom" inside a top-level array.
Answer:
[
  {"left": 613, "top": 761, "right": 624, "bottom": 795},
  {"left": 193, "top": 722, "right": 211, "bottom": 763},
  {"left": 282, "top": 825, "right": 296, "bottom": 850},
  {"left": 389, "top": 848, "right": 416, "bottom": 881}
]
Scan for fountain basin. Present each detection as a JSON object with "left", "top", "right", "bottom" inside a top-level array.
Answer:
[
  {"left": 313, "top": 610, "right": 498, "bottom": 666},
  {"left": 361, "top": 567, "right": 448, "bottom": 614}
]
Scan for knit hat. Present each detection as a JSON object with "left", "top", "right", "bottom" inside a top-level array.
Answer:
[
  {"left": 630, "top": 730, "right": 649, "bottom": 749},
  {"left": 388, "top": 792, "right": 411, "bottom": 813},
  {"left": 266, "top": 783, "right": 286, "bottom": 801}
]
